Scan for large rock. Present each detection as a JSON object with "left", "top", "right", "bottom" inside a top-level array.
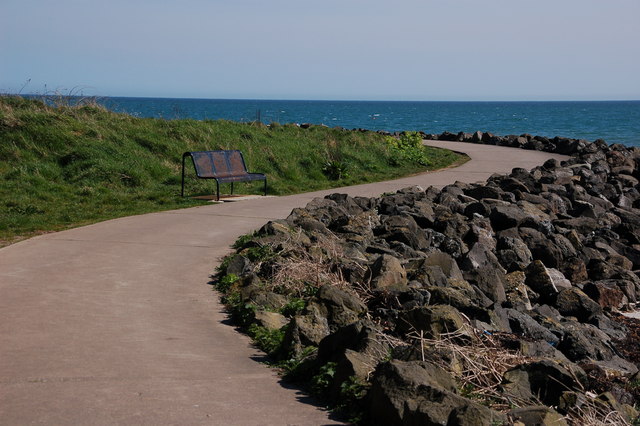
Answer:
[
  {"left": 502, "top": 359, "right": 587, "bottom": 405},
  {"left": 315, "top": 284, "right": 367, "bottom": 329},
  {"left": 283, "top": 304, "right": 330, "bottom": 356},
  {"left": 553, "top": 287, "right": 603, "bottom": 322},
  {"left": 525, "top": 260, "right": 572, "bottom": 303},
  {"left": 367, "top": 359, "right": 505, "bottom": 425},
  {"left": 397, "top": 305, "right": 468, "bottom": 339},
  {"left": 369, "top": 254, "right": 408, "bottom": 291},
  {"left": 367, "top": 360, "right": 457, "bottom": 425}
]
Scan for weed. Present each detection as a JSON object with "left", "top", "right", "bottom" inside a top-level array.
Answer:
[
  {"left": 242, "top": 245, "right": 275, "bottom": 262},
  {"left": 311, "top": 362, "right": 337, "bottom": 396},
  {"left": 322, "top": 160, "right": 350, "bottom": 180},
  {"left": 247, "top": 324, "right": 286, "bottom": 356},
  {"left": 386, "top": 131, "right": 433, "bottom": 167},
  {"left": 232, "top": 231, "right": 259, "bottom": 250},
  {"left": 280, "top": 298, "right": 306, "bottom": 317},
  {"left": 216, "top": 273, "right": 240, "bottom": 293}
]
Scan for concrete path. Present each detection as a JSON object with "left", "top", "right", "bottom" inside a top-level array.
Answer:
[{"left": 0, "top": 141, "right": 568, "bottom": 425}]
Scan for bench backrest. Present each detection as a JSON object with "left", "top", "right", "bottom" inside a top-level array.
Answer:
[{"left": 189, "top": 150, "right": 249, "bottom": 178}]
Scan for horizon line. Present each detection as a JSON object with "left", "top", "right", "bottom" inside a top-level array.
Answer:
[{"left": 15, "top": 93, "right": 640, "bottom": 103}]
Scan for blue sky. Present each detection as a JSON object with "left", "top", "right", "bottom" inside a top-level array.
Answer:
[{"left": 1, "top": 0, "right": 639, "bottom": 101}]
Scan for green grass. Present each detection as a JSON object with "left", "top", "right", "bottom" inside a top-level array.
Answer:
[{"left": 0, "top": 95, "right": 465, "bottom": 246}]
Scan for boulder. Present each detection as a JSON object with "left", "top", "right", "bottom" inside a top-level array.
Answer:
[
  {"left": 315, "top": 284, "right": 367, "bottom": 329},
  {"left": 553, "top": 287, "right": 603, "bottom": 322},
  {"left": 367, "top": 360, "right": 457, "bottom": 425},
  {"left": 525, "top": 261, "right": 572, "bottom": 303},
  {"left": 502, "top": 359, "right": 587, "bottom": 405},
  {"left": 254, "top": 310, "right": 288, "bottom": 330},
  {"left": 369, "top": 254, "right": 408, "bottom": 291},
  {"left": 397, "top": 305, "right": 468, "bottom": 339}
]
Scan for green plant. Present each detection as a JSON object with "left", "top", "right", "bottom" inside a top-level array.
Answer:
[
  {"left": 280, "top": 298, "right": 306, "bottom": 317},
  {"left": 337, "top": 376, "right": 369, "bottom": 424},
  {"left": 311, "top": 362, "right": 338, "bottom": 396},
  {"left": 248, "top": 324, "right": 286, "bottom": 356},
  {"left": 322, "top": 160, "right": 350, "bottom": 180},
  {"left": 222, "top": 291, "right": 256, "bottom": 326},
  {"left": 242, "top": 245, "right": 275, "bottom": 262},
  {"left": 232, "top": 231, "right": 258, "bottom": 250},
  {"left": 386, "top": 131, "right": 432, "bottom": 167},
  {"left": 278, "top": 346, "right": 318, "bottom": 378},
  {"left": 216, "top": 273, "right": 240, "bottom": 293}
]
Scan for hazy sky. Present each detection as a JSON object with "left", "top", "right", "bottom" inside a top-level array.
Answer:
[{"left": 1, "top": 0, "right": 639, "bottom": 101}]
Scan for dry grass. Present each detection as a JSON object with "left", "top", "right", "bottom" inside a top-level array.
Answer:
[
  {"left": 401, "top": 323, "right": 632, "bottom": 425},
  {"left": 267, "top": 232, "right": 354, "bottom": 297}
]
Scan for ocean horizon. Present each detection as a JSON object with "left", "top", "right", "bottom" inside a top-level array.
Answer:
[{"left": 33, "top": 95, "right": 640, "bottom": 147}]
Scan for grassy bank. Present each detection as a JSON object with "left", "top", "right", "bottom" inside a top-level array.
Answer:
[{"left": 0, "top": 96, "right": 465, "bottom": 246}]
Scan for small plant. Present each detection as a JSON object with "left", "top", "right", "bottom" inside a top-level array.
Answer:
[
  {"left": 337, "top": 376, "right": 369, "bottom": 424},
  {"left": 322, "top": 159, "right": 350, "bottom": 180},
  {"left": 279, "top": 346, "right": 318, "bottom": 378},
  {"left": 242, "top": 245, "right": 274, "bottom": 262},
  {"left": 280, "top": 298, "right": 306, "bottom": 317},
  {"left": 232, "top": 231, "right": 258, "bottom": 249},
  {"left": 248, "top": 324, "right": 286, "bottom": 356},
  {"left": 311, "top": 362, "right": 337, "bottom": 396},
  {"left": 386, "top": 131, "right": 431, "bottom": 167},
  {"left": 216, "top": 273, "right": 240, "bottom": 293}
]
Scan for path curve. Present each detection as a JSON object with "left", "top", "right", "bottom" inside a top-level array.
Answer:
[{"left": 0, "top": 141, "right": 568, "bottom": 425}]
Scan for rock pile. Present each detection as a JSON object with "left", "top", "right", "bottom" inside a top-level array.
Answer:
[{"left": 216, "top": 135, "right": 640, "bottom": 425}]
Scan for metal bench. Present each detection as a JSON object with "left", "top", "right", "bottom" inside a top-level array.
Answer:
[{"left": 181, "top": 150, "right": 267, "bottom": 201}]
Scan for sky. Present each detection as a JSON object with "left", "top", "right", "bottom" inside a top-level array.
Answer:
[{"left": 1, "top": 0, "right": 639, "bottom": 101}]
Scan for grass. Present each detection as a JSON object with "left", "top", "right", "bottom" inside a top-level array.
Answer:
[{"left": 0, "top": 95, "right": 465, "bottom": 246}]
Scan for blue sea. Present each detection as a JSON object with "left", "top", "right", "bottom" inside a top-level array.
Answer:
[{"left": 98, "top": 97, "right": 640, "bottom": 146}]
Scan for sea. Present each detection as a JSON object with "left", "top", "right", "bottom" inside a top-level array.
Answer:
[{"left": 97, "top": 97, "right": 640, "bottom": 147}]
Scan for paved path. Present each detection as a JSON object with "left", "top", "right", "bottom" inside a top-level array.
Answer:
[{"left": 0, "top": 142, "right": 568, "bottom": 425}]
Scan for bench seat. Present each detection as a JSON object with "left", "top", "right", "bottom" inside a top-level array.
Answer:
[{"left": 181, "top": 150, "right": 267, "bottom": 201}]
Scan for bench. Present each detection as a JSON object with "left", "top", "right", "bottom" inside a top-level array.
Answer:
[{"left": 181, "top": 150, "right": 267, "bottom": 201}]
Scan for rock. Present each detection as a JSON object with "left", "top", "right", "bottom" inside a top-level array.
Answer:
[
  {"left": 397, "top": 305, "right": 468, "bottom": 340},
  {"left": 497, "top": 236, "right": 533, "bottom": 271},
  {"left": 377, "top": 214, "right": 430, "bottom": 250},
  {"left": 369, "top": 254, "right": 408, "bottom": 291},
  {"left": 502, "top": 359, "right": 587, "bottom": 405},
  {"left": 583, "top": 280, "right": 626, "bottom": 310},
  {"left": 525, "top": 261, "right": 571, "bottom": 303},
  {"left": 423, "top": 250, "right": 464, "bottom": 281},
  {"left": 504, "top": 271, "right": 533, "bottom": 310},
  {"left": 465, "top": 266, "right": 507, "bottom": 303},
  {"left": 316, "top": 284, "right": 367, "bottom": 329},
  {"left": 458, "top": 241, "right": 504, "bottom": 273},
  {"left": 402, "top": 396, "right": 503, "bottom": 426},
  {"left": 283, "top": 304, "right": 330, "bottom": 356},
  {"left": 224, "top": 254, "right": 252, "bottom": 276},
  {"left": 317, "top": 320, "right": 387, "bottom": 362},
  {"left": 367, "top": 360, "right": 457, "bottom": 425},
  {"left": 520, "top": 228, "right": 565, "bottom": 267},
  {"left": 489, "top": 205, "right": 531, "bottom": 231},
  {"left": 554, "top": 287, "right": 603, "bottom": 322},
  {"left": 557, "top": 321, "right": 615, "bottom": 362},
  {"left": 254, "top": 310, "right": 288, "bottom": 330},
  {"left": 498, "top": 308, "right": 559, "bottom": 345},
  {"left": 508, "top": 406, "right": 567, "bottom": 426}
]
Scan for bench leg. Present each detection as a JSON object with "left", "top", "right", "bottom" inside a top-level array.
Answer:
[
  {"left": 181, "top": 155, "right": 186, "bottom": 197},
  {"left": 263, "top": 178, "right": 267, "bottom": 196},
  {"left": 231, "top": 182, "right": 234, "bottom": 195},
  {"left": 216, "top": 180, "right": 220, "bottom": 201}
]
